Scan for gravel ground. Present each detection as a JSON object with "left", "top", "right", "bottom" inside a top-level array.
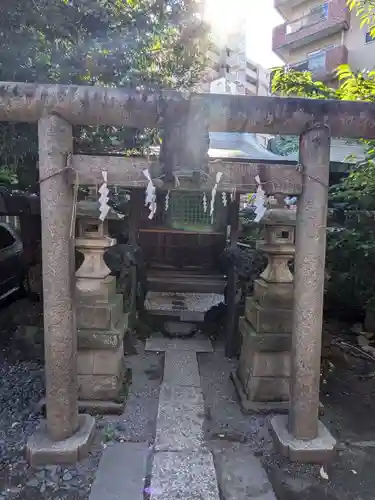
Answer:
[
  {"left": 0, "top": 299, "right": 163, "bottom": 500},
  {"left": 198, "top": 346, "right": 272, "bottom": 454},
  {"left": 2, "top": 296, "right": 375, "bottom": 500},
  {"left": 200, "top": 340, "right": 375, "bottom": 500},
  {"left": 100, "top": 340, "right": 163, "bottom": 444}
]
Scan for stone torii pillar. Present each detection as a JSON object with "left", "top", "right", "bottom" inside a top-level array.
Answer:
[
  {"left": 26, "top": 114, "right": 95, "bottom": 466},
  {"left": 270, "top": 124, "right": 336, "bottom": 462}
]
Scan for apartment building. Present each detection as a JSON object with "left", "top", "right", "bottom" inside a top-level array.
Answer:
[
  {"left": 200, "top": 30, "right": 270, "bottom": 96},
  {"left": 272, "top": 0, "right": 375, "bottom": 81}
]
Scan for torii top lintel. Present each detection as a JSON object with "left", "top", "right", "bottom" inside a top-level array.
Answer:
[{"left": 0, "top": 82, "right": 375, "bottom": 139}]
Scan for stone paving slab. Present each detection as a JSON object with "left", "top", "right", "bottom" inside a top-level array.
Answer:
[
  {"left": 210, "top": 441, "right": 277, "bottom": 500},
  {"left": 155, "top": 384, "right": 205, "bottom": 451},
  {"left": 163, "top": 351, "right": 201, "bottom": 387},
  {"left": 150, "top": 450, "right": 219, "bottom": 500},
  {"left": 89, "top": 442, "right": 150, "bottom": 500},
  {"left": 145, "top": 337, "right": 213, "bottom": 353}
]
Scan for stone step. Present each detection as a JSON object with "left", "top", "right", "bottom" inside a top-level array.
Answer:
[
  {"left": 89, "top": 443, "right": 150, "bottom": 500},
  {"left": 145, "top": 337, "right": 213, "bottom": 353},
  {"left": 211, "top": 441, "right": 277, "bottom": 500},
  {"left": 155, "top": 384, "right": 205, "bottom": 451},
  {"left": 150, "top": 450, "right": 219, "bottom": 500},
  {"left": 163, "top": 351, "right": 201, "bottom": 387},
  {"left": 147, "top": 271, "right": 226, "bottom": 294}
]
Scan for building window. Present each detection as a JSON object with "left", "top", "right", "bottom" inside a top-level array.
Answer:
[
  {"left": 246, "top": 74, "right": 257, "bottom": 85},
  {"left": 246, "top": 61, "right": 257, "bottom": 72},
  {"left": 226, "top": 64, "right": 230, "bottom": 73},
  {"left": 226, "top": 48, "right": 231, "bottom": 57},
  {"left": 365, "top": 31, "right": 375, "bottom": 43},
  {"left": 308, "top": 49, "right": 326, "bottom": 70}
]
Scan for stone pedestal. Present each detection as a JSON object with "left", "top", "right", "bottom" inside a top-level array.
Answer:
[
  {"left": 232, "top": 209, "right": 295, "bottom": 412},
  {"left": 76, "top": 218, "right": 127, "bottom": 414}
]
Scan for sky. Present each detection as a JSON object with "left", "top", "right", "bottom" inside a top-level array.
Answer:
[
  {"left": 204, "top": 0, "right": 283, "bottom": 70},
  {"left": 246, "top": 0, "right": 283, "bottom": 69}
]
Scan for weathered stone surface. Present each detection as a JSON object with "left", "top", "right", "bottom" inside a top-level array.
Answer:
[
  {"left": 245, "top": 376, "right": 289, "bottom": 402},
  {"left": 78, "top": 346, "right": 123, "bottom": 376},
  {"left": 2, "top": 82, "right": 375, "bottom": 139},
  {"left": 245, "top": 298, "right": 292, "bottom": 334},
  {"left": 155, "top": 384, "right": 205, "bottom": 451},
  {"left": 26, "top": 414, "right": 95, "bottom": 466},
  {"left": 89, "top": 443, "right": 149, "bottom": 500},
  {"left": 163, "top": 351, "right": 201, "bottom": 387},
  {"left": 164, "top": 321, "right": 196, "bottom": 337},
  {"left": 77, "top": 316, "right": 127, "bottom": 351},
  {"left": 251, "top": 352, "right": 290, "bottom": 378},
  {"left": 289, "top": 125, "right": 330, "bottom": 441},
  {"left": 253, "top": 279, "right": 293, "bottom": 308},
  {"left": 271, "top": 415, "right": 337, "bottom": 463},
  {"left": 231, "top": 371, "right": 289, "bottom": 414},
  {"left": 150, "top": 450, "right": 219, "bottom": 500},
  {"left": 145, "top": 337, "right": 213, "bottom": 353},
  {"left": 76, "top": 275, "right": 117, "bottom": 304},
  {"left": 77, "top": 294, "right": 123, "bottom": 330},
  {"left": 211, "top": 441, "right": 277, "bottom": 499},
  {"left": 38, "top": 114, "right": 78, "bottom": 442},
  {"left": 78, "top": 366, "right": 124, "bottom": 401},
  {"left": 238, "top": 318, "right": 292, "bottom": 352}
]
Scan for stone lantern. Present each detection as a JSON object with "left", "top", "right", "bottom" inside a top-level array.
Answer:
[
  {"left": 75, "top": 215, "right": 128, "bottom": 413},
  {"left": 232, "top": 208, "right": 296, "bottom": 412}
]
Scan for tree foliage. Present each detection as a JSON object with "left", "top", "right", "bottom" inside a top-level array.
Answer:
[
  {"left": 0, "top": 0, "right": 209, "bottom": 189},
  {"left": 347, "top": 0, "right": 375, "bottom": 37},
  {"left": 271, "top": 50, "right": 375, "bottom": 316}
]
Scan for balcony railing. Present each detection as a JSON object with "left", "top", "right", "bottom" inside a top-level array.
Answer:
[
  {"left": 273, "top": 0, "right": 349, "bottom": 53},
  {"left": 286, "top": 4, "right": 328, "bottom": 34},
  {"left": 288, "top": 45, "right": 348, "bottom": 80}
]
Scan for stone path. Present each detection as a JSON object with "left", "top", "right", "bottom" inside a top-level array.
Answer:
[
  {"left": 89, "top": 335, "right": 277, "bottom": 500},
  {"left": 147, "top": 336, "right": 219, "bottom": 499}
]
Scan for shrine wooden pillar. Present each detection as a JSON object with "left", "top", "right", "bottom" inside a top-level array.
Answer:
[{"left": 271, "top": 124, "right": 336, "bottom": 462}]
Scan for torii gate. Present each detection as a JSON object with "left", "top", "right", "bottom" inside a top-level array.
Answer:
[{"left": 0, "top": 82, "right": 374, "bottom": 465}]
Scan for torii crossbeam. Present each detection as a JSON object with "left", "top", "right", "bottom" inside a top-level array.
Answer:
[{"left": 0, "top": 82, "right": 373, "bottom": 465}]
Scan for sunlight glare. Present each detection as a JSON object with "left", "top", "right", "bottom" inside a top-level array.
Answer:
[{"left": 203, "top": 0, "right": 247, "bottom": 44}]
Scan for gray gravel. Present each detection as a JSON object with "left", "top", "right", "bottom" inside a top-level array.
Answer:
[
  {"left": 0, "top": 351, "right": 103, "bottom": 500},
  {"left": 198, "top": 346, "right": 272, "bottom": 454},
  {"left": 102, "top": 341, "right": 163, "bottom": 444}
]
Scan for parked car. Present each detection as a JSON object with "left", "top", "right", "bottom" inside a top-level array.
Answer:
[{"left": 0, "top": 222, "right": 28, "bottom": 300}]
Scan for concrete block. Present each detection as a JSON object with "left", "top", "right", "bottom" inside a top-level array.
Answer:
[
  {"left": 253, "top": 279, "right": 293, "bottom": 308},
  {"left": 231, "top": 371, "right": 289, "bottom": 414},
  {"left": 89, "top": 443, "right": 149, "bottom": 500},
  {"left": 245, "top": 298, "right": 292, "bottom": 333},
  {"left": 78, "top": 368, "right": 124, "bottom": 401},
  {"left": 77, "top": 294, "right": 123, "bottom": 330},
  {"left": 26, "top": 414, "right": 95, "bottom": 466},
  {"left": 78, "top": 315, "right": 128, "bottom": 351},
  {"left": 211, "top": 440, "right": 277, "bottom": 499},
  {"left": 245, "top": 376, "right": 290, "bottom": 402},
  {"left": 238, "top": 318, "right": 292, "bottom": 352},
  {"left": 251, "top": 352, "right": 291, "bottom": 378},
  {"left": 77, "top": 352, "right": 95, "bottom": 375},
  {"left": 270, "top": 415, "right": 337, "bottom": 463},
  {"left": 93, "top": 347, "right": 124, "bottom": 376},
  {"left": 76, "top": 275, "right": 117, "bottom": 304}
]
